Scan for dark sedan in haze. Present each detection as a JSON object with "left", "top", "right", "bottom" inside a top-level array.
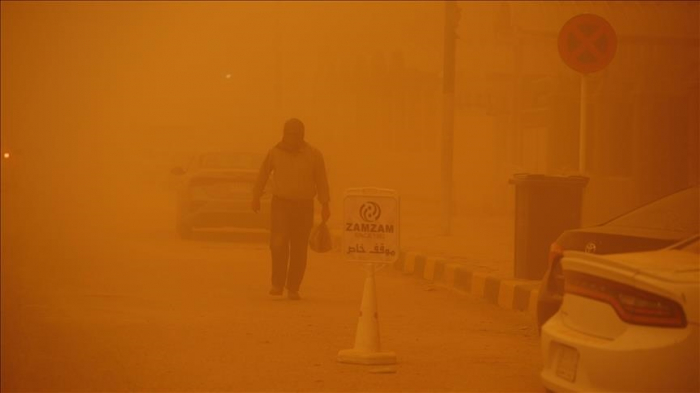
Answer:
[
  {"left": 171, "top": 151, "right": 270, "bottom": 238},
  {"left": 536, "top": 185, "right": 699, "bottom": 329}
]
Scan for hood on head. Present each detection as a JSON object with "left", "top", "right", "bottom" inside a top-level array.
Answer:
[{"left": 279, "top": 118, "right": 305, "bottom": 152}]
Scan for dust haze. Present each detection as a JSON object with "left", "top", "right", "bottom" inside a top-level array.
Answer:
[
  {"left": 3, "top": 1, "right": 698, "bottom": 234},
  {"left": 1, "top": 1, "right": 447, "bottom": 237},
  {"left": 1, "top": 1, "right": 698, "bottom": 391}
]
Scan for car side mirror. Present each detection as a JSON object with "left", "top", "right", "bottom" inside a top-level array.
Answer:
[{"left": 171, "top": 167, "right": 186, "bottom": 176}]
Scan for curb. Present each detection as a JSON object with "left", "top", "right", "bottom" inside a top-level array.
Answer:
[
  {"left": 329, "top": 231, "right": 539, "bottom": 317},
  {"left": 393, "top": 251, "right": 541, "bottom": 318}
]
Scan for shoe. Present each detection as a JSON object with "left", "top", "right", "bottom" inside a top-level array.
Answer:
[
  {"left": 287, "top": 291, "right": 301, "bottom": 300},
  {"left": 269, "top": 287, "right": 283, "bottom": 296}
]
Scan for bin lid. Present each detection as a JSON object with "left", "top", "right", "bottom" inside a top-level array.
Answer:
[{"left": 508, "top": 173, "right": 589, "bottom": 186}]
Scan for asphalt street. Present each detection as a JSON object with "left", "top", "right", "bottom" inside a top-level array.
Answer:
[{"left": 1, "top": 187, "right": 542, "bottom": 392}]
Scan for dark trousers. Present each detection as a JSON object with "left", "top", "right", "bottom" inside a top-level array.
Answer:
[{"left": 270, "top": 196, "right": 314, "bottom": 292}]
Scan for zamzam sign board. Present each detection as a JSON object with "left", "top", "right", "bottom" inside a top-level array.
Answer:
[
  {"left": 558, "top": 14, "right": 617, "bottom": 74},
  {"left": 343, "top": 189, "right": 399, "bottom": 263}
]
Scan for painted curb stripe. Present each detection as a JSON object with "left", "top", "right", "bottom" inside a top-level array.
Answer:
[
  {"left": 392, "top": 250, "right": 542, "bottom": 314},
  {"left": 453, "top": 267, "right": 472, "bottom": 292},
  {"left": 424, "top": 257, "right": 437, "bottom": 280},
  {"left": 497, "top": 280, "right": 519, "bottom": 309},
  {"left": 413, "top": 255, "right": 426, "bottom": 278},
  {"left": 484, "top": 276, "right": 500, "bottom": 304},
  {"left": 514, "top": 282, "right": 541, "bottom": 312},
  {"left": 433, "top": 260, "right": 446, "bottom": 281},
  {"left": 528, "top": 288, "right": 540, "bottom": 319},
  {"left": 470, "top": 271, "right": 490, "bottom": 298},
  {"left": 443, "top": 263, "right": 462, "bottom": 287}
]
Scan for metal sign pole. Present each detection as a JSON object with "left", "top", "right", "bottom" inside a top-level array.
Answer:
[
  {"left": 579, "top": 74, "right": 588, "bottom": 174},
  {"left": 441, "top": 1, "right": 459, "bottom": 236},
  {"left": 558, "top": 14, "right": 616, "bottom": 175}
]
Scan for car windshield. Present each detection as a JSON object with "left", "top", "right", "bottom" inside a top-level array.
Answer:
[
  {"left": 199, "top": 152, "right": 262, "bottom": 170},
  {"left": 605, "top": 186, "right": 699, "bottom": 233}
]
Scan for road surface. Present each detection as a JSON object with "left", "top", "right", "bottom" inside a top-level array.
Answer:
[{"left": 1, "top": 186, "right": 542, "bottom": 392}]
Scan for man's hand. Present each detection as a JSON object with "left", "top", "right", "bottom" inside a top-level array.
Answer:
[
  {"left": 251, "top": 198, "right": 261, "bottom": 213},
  {"left": 321, "top": 202, "right": 330, "bottom": 223}
]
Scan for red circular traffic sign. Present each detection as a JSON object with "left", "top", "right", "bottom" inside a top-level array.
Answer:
[{"left": 558, "top": 14, "right": 617, "bottom": 74}]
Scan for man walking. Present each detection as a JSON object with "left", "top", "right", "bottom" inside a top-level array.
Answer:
[{"left": 251, "top": 118, "right": 331, "bottom": 300}]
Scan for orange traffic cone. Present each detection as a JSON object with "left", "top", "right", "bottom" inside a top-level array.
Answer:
[{"left": 338, "top": 263, "right": 397, "bottom": 365}]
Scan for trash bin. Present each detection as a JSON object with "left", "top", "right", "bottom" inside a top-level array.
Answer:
[{"left": 508, "top": 174, "right": 588, "bottom": 280}]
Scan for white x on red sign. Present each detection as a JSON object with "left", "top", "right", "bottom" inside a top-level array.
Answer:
[{"left": 558, "top": 14, "right": 617, "bottom": 74}]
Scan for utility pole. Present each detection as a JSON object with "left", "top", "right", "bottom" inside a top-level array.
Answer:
[{"left": 441, "top": 0, "right": 460, "bottom": 236}]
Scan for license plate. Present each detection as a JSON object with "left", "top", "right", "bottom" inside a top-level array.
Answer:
[{"left": 556, "top": 345, "right": 579, "bottom": 382}]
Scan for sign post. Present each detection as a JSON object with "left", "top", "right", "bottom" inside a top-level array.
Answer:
[
  {"left": 338, "top": 188, "right": 399, "bottom": 365},
  {"left": 558, "top": 13, "right": 617, "bottom": 174},
  {"left": 580, "top": 75, "right": 588, "bottom": 173}
]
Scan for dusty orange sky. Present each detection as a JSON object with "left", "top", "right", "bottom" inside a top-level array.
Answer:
[{"left": 1, "top": 1, "right": 698, "bottom": 225}]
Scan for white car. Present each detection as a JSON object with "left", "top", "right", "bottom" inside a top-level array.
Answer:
[
  {"left": 171, "top": 151, "right": 271, "bottom": 238},
  {"left": 540, "top": 235, "right": 699, "bottom": 393}
]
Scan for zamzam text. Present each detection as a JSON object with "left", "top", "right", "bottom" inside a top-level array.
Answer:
[{"left": 345, "top": 223, "right": 395, "bottom": 233}]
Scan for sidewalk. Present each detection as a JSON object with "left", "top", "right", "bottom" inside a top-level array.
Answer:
[
  {"left": 393, "top": 213, "right": 541, "bottom": 318},
  {"left": 332, "top": 209, "right": 542, "bottom": 318},
  {"left": 400, "top": 215, "right": 514, "bottom": 277}
]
